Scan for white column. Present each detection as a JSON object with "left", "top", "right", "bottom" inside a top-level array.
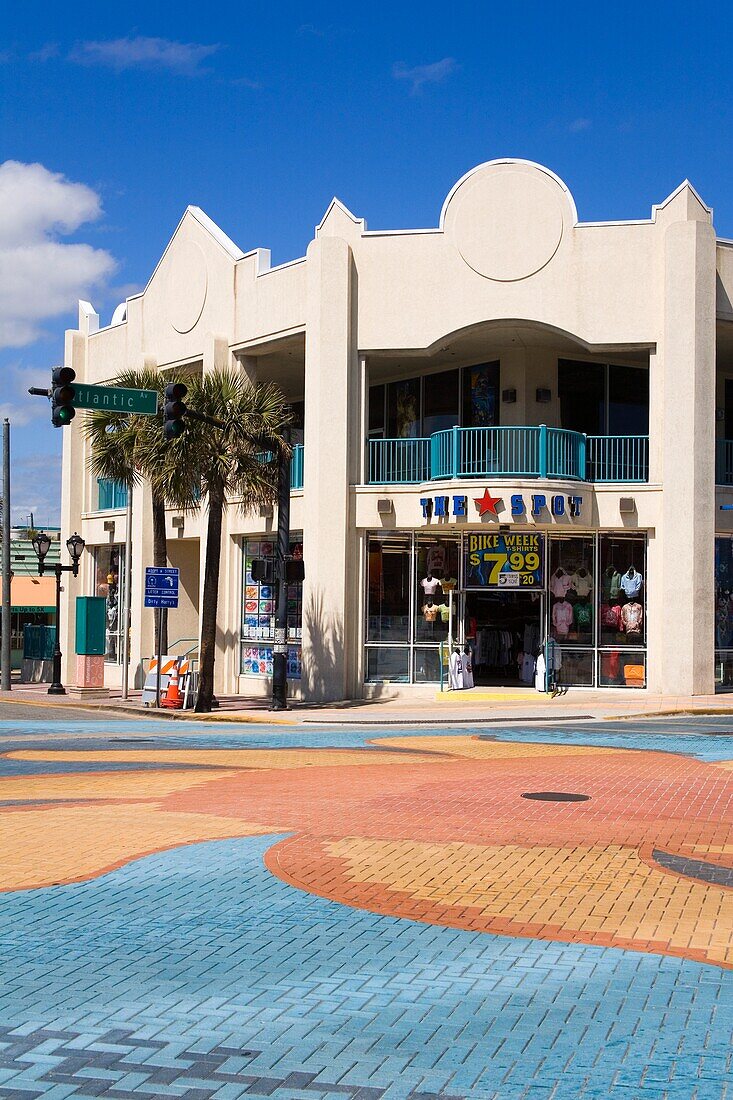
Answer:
[
  {"left": 301, "top": 236, "right": 359, "bottom": 701},
  {"left": 654, "top": 217, "right": 716, "bottom": 695}
]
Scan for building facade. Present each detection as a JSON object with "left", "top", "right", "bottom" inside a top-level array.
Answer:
[{"left": 58, "top": 159, "right": 733, "bottom": 699}]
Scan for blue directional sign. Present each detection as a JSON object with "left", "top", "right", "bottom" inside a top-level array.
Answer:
[{"left": 145, "top": 566, "right": 179, "bottom": 609}]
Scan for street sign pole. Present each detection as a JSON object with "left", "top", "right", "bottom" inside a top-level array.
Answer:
[{"left": 155, "top": 608, "right": 163, "bottom": 708}]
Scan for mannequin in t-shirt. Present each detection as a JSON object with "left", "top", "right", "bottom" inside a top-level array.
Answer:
[
  {"left": 423, "top": 596, "right": 439, "bottom": 623},
  {"left": 421, "top": 572, "right": 442, "bottom": 598}
]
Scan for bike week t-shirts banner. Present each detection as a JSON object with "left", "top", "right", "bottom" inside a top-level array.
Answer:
[{"left": 465, "top": 532, "right": 544, "bottom": 589}]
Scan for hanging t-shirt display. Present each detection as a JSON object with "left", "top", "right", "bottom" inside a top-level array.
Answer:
[
  {"left": 620, "top": 569, "right": 643, "bottom": 597},
  {"left": 550, "top": 569, "right": 572, "bottom": 598},
  {"left": 552, "top": 600, "right": 574, "bottom": 637},
  {"left": 620, "top": 601, "right": 643, "bottom": 639},
  {"left": 571, "top": 570, "right": 593, "bottom": 598}
]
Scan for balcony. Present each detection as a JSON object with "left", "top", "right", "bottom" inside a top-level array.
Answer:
[
  {"left": 368, "top": 427, "right": 649, "bottom": 485},
  {"left": 97, "top": 478, "right": 128, "bottom": 510},
  {"left": 256, "top": 443, "right": 304, "bottom": 490}
]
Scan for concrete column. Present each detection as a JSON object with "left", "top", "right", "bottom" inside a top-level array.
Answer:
[
  {"left": 654, "top": 218, "right": 716, "bottom": 694},
  {"left": 301, "top": 236, "right": 359, "bottom": 701}
]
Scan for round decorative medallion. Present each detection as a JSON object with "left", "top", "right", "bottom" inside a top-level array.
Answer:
[
  {"left": 165, "top": 239, "right": 208, "bottom": 334},
  {"left": 447, "top": 168, "right": 565, "bottom": 282}
]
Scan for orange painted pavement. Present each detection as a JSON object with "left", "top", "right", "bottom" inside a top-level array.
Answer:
[{"left": 1, "top": 736, "right": 731, "bottom": 967}]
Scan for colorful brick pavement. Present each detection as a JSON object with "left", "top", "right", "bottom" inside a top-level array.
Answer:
[{"left": 0, "top": 715, "right": 731, "bottom": 1098}]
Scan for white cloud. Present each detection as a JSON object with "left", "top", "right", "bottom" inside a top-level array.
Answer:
[
  {"left": 70, "top": 36, "right": 219, "bottom": 74},
  {"left": 0, "top": 161, "right": 116, "bottom": 349},
  {"left": 393, "top": 57, "right": 458, "bottom": 94},
  {"left": 569, "top": 117, "right": 592, "bottom": 133},
  {"left": 0, "top": 362, "right": 56, "bottom": 427},
  {"left": 8, "top": 453, "right": 62, "bottom": 526},
  {"left": 28, "top": 43, "right": 60, "bottom": 62}
]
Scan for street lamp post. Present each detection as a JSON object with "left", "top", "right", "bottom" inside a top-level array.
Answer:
[{"left": 33, "top": 531, "right": 86, "bottom": 695}]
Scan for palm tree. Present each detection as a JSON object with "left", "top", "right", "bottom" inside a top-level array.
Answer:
[
  {"left": 83, "top": 367, "right": 174, "bottom": 652},
  {"left": 149, "top": 368, "right": 291, "bottom": 712}
]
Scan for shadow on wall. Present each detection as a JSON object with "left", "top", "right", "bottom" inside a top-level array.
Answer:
[{"left": 303, "top": 587, "right": 345, "bottom": 702}]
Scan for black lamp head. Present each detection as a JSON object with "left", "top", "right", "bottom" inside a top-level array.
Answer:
[
  {"left": 66, "top": 531, "right": 86, "bottom": 562},
  {"left": 32, "top": 531, "right": 51, "bottom": 563}
]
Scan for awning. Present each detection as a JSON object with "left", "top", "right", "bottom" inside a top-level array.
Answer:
[{"left": 0, "top": 576, "right": 57, "bottom": 613}]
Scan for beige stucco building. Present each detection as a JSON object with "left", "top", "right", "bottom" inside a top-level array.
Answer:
[{"left": 58, "top": 158, "right": 733, "bottom": 700}]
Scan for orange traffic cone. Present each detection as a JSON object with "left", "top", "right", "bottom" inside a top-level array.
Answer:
[{"left": 160, "top": 660, "right": 183, "bottom": 709}]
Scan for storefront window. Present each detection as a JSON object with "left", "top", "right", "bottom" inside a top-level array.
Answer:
[
  {"left": 556, "top": 648, "right": 595, "bottom": 688},
  {"left": 240, "top": 535, "right": 303, "bottom": 679},
  {"left": 714, "top": 536, "right": 733, "bottom": 691},
  {"left": 366, "top": 647, "right": 409, "bottom": 682},
  {"left": 367, "top": 535, "right": 411, "bottom": 642},
  {"left": 598, "top": 650, "right": 646, "bottom": 688},
  {"left": 414, "top": 536, "right": 459, "bottom": 643},
  {"left": 549, "top": 536, "right": 595, "bottom": 646},
  {"left": 599, "top": 535, "right": 645, "bottom": 647},
  {"left": 94, "top": 545, "right": 125, "bottom": 663},
  {"left": 363, "top": 530, "right": 648, "bottom": 689}
]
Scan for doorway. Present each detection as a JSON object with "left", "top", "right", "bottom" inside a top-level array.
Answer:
[{"left": 465, "top": 590, "right": 543, "bottom": 686}]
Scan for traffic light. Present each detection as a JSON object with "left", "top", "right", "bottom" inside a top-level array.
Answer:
[
  {"left": 163, "top": 382, "right": 188, "bottom": 440},
  {"left": 50, "top": 367, "right": 76, "bottom": 427}
]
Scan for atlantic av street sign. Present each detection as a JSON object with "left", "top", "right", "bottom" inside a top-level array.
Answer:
[{"left": 72, "top": 383, "right": 158, "bottom": 416}]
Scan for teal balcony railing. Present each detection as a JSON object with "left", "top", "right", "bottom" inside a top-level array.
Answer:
[
  {"left": 368, "top": 437, "right": 431, "bottom": 483},
  {"left": 586, "top": 436, "right": 649, "bottom": 482},
  {"left": 255, "top": 444, "right": 304, "bottom": 490},
  {"left": 368, "top": 427, "right": 649, "bottom": 485},
  {"left": 97, "top": 478, "right": 128, "bottom": 510},
  {"left": 291, "top": 444, "right": 304, "bottom": 490},
  {"left": 716, "top": 439, "right": 733, "bottom": 486}
]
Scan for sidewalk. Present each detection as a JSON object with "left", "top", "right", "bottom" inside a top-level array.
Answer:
[{"left": 4, "top": 680, "right": 733, "bottom": 724}]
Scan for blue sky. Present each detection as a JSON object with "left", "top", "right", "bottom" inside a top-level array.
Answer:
[{"left": 1, "top": 0, "right": 732, "bottom": 524}]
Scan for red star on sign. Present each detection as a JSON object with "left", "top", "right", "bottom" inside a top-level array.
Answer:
[{"left": 474, "top": 489, "right": 502, "bottom": 516}]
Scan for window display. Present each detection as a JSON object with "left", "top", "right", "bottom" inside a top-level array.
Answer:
[
  {"left": 364, "top": 530, "right": 648, "bottom": 688},
  {"left": 240, "top": 535, "right": 303, "bottom": 678},
  {"left": 548, "top": 536, "right": 594, "bottom": 646},
  {"left": 598, "top": 535, "right": 645, "bottom": 647},
  {"left": 714, "top": 536, "right": 733, "bottom": 691},
  {"left": 94, "top": 545, "right": 125, "bottom": 663},
  {"left": 415, "top": 536, "right": 458, "bottom": 643},
  {"left": 367, "top": 535, "right": 411, "bottom": 642}
]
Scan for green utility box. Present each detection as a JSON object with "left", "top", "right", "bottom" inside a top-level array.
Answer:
[{"left": 75, "top": 596, "right": 106, "bottom": 656}]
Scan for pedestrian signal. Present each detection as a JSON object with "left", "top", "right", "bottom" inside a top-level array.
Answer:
[{"left": 251, "top": 559, "right": 274, "bottom": 582}]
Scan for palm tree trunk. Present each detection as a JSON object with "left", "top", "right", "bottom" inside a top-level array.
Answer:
[
  {"left": 152, "top": 495, "right": 168, "bottom": 654},
  {"left": 195, "top": 490, "right": 223, "bottom": 712}
]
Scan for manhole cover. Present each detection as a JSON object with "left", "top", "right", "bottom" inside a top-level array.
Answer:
[{"left": 522, "top": 792, "right": 590, "bottom": 802}]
